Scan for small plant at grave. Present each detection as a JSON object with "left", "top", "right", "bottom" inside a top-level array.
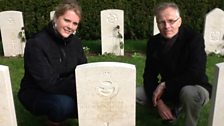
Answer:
[
  {"left": 115, "top": 25, "right": 124, "bottom": 49},
  {"left": 119, "top": 41, "right": 124, "bottom": 49},
  {"left": 103, "top": 52, "right": 115, "bottom": 56},
  {"left": 18, "top": 27, "right": 26, "bottom": 43},
  {"left": 131, "top": 52, "right": 143, "bottom": 58},
  {"left": 213, "top": 43, "right": 224, "bottom": 56},
  {"left": 83, "top": 46, "right": 90, "bottom": 55}
]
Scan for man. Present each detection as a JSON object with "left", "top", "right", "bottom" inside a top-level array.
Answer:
[{"left": 137, "top": 2, "right": 212, "bottom": 126}]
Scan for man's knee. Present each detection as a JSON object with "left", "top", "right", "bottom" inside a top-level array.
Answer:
[{"left": 180, "top": 85, "right": 209, "bottom": 106}]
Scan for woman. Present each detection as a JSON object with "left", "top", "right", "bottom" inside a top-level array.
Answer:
[{"left": 18, "top": 0, "right": 87, "bottom": 126}]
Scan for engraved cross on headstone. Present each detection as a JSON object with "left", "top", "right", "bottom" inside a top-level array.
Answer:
[{"left": 7, "top": 17, "right": 15, "bottom": 24}]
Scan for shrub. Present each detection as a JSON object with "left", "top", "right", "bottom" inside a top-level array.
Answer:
[{"left": 0, "top": 0, "right": 223, "bottom": 40}]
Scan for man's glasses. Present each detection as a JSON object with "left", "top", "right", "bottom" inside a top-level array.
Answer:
[{"left": 157, "top": 17, "right": 180, "bottom": 26}]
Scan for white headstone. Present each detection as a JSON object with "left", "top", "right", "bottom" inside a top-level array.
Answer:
[
  {"left": 0, "top": 11, "right": 26, "bottom": 57},
  {"left": 153, "top": 16, "right": 160, "bottom": 35},
  {"left": 204, "top": 8, "right": 224, "bottom": 55},
  {"left": 101, "top": 9, "right": 124, "bottom": 56},
  {"left": 76, "top": 62, "right": 136, "bottom": 126},
  {"left": 0, "top": 65, "right": 17, "bottom": 126},
  {"left": 50, "top": 11, "right": 55, "bottom": 20},
  {"left": 208, "top": 62, "right": 224, "bottom": 126}
]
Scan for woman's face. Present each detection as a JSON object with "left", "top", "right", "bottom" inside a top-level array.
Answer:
[{"left": 55, "top": 10, "right": 80, "bottom": 38}]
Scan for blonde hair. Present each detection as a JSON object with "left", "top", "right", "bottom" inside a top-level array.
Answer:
[{"left": 53, "top": 0, "right": 82, "bottom": 22}]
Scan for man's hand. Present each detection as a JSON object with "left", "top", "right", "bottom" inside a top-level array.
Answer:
[
  {"left": 157, "top": 99, "right": 176, "bottom": 120},
  {"left": 153, "top": 82, "right": 166, "bottom": 106}
]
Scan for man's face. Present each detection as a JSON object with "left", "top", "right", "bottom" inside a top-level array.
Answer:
[
  {"left": 156, "top": 7, "right": 182, "bottom": 39},
  {"left": 55, "top": 10, "right": 80, "bottom": 38}
]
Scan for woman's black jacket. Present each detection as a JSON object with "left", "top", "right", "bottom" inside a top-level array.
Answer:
[{"left": 18, "top": 22, "right": 87, "bottom": 101}]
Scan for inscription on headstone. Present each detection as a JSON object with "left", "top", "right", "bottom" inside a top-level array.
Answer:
[{"left": 76, "top": 62, "right": 136, "bottom": 126}]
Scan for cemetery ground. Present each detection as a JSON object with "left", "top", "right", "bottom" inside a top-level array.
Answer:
[{"left": 0, "top": 40, "right": 224, "bottom": 126}]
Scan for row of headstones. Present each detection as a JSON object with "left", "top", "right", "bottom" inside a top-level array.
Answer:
[
  {"left": 0, "top": 9, "right": 124, "bottom": 57},
  {"left": 0, "top": 8, "right": 224, "bottom": 57},
  {"left": 1, "top": 62, "right": 224, "bottom": 126}
]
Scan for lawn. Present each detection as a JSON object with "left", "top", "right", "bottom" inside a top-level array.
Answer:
[{"left": 0, "top": 40, "right": 223, "bottom": 126}]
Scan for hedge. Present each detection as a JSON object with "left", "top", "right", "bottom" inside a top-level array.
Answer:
[{"left": 0, "top": 0, "right": 223, "bottom": 40}]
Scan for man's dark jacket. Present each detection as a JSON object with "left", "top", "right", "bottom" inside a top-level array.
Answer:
[
  {"left": 18, "top": 22, "right": 87, "bottom": 106},
  {"left": 143, "top": 25, "right": 212, "bottom": 103}
]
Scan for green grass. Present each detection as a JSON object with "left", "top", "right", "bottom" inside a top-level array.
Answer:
[
  {"left": 82, "top": 39, "right": 147, "bottom": 54},
  {"left": 0, "top": 40, "right": 223, "bottom": 126}
]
